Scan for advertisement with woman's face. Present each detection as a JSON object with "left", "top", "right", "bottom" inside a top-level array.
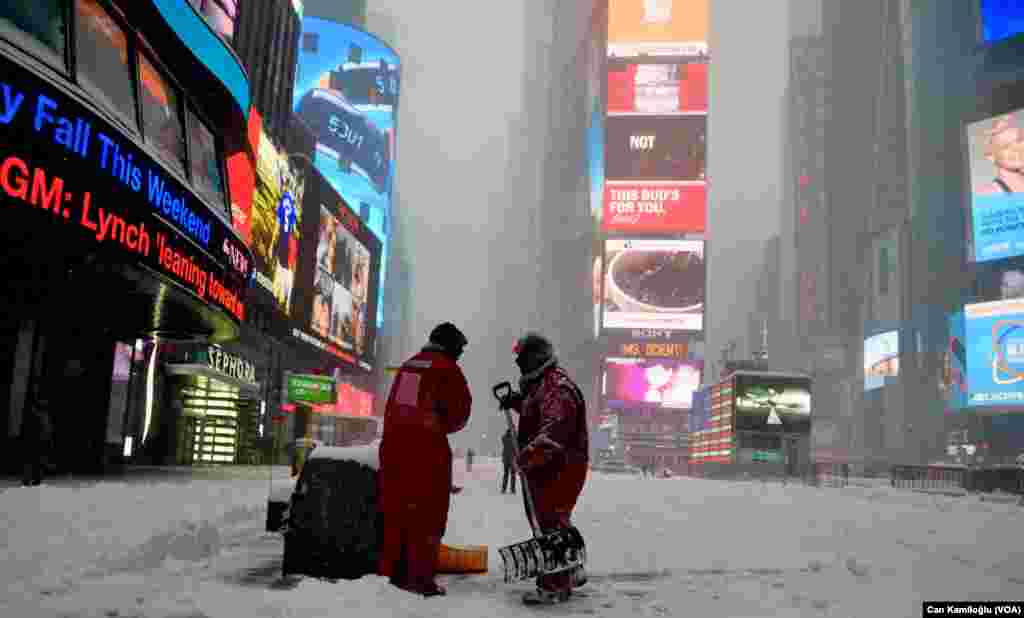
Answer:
[{"left": 966, "top": 110, "right": 1024, "bottom": 263}]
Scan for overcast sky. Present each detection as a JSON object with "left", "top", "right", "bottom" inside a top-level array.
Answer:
[{"left": 705, "top": 0, "right": 790, "bottom": 372}]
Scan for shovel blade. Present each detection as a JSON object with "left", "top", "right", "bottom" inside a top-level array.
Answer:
[{"left": 498, "top": 526, "right": 586, "bottom": 583}]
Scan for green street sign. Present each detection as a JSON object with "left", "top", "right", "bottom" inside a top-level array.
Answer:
[
  {"left": 287, "top": 374, "right": 336, "bottom": 405},
  {"left": 752, "top": 450, "right": 785, "bottom": 464}
]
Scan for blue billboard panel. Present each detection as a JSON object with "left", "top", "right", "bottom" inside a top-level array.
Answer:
[
  {"left": 964, "top": 299, "right": 1024, "bottom": 408},
  {"left": 295, "top": 18, "right": 399, "bottom": 328},
  {"left": 981, "top": 0, "right": 1024, "bottom": 44}
]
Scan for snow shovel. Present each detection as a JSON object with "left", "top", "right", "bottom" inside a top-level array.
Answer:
[{"left": 492, "top": 382, "right": 587, "bottom": 584}]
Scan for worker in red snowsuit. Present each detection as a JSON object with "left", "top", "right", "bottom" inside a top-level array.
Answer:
[
  {"left": 378, "top": 323, "right": 472, "bottom": 597},
  {"left": 502, "top": 332, "right": 589, "bottom": 604}
]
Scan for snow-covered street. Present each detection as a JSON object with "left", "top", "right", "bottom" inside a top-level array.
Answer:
[{"left": 3, "top": 458, "right": 1023, "bottom": 617}]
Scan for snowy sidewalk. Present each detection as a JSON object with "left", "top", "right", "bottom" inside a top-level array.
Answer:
[
  {"left": 0, "top": 465, "right": 293, "bottom": 608},
  {"left": 3, "top": 458, "right": 1024, "bottom": 617}
]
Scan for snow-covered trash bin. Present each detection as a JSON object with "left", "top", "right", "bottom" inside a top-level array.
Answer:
[{"left": 282, "top": 444, "right": 381, "bottom": 581}]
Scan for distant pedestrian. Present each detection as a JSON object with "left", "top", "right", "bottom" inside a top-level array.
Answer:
[
  {"left": 21, "top": 396, "right": 52, "bottom": 487},
  {"left": 466, "top": 448, "right": 475, "bottom": 472},
  {"left": 501, "top": 429, "right": 517, "bottom": 494}
]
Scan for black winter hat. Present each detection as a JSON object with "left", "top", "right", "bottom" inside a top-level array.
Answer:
[
  {"left": 429, "top": 322, "right": 468, "bottom": 351},
  {"left": 514, "top": 332, "right": 555, "bottom": 374}
]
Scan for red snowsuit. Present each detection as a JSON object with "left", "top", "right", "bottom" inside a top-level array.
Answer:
[
  {"left": 513, "top": 365, "right": 589, "bottom": 592},
  {"left": 378, "top": 345, "right": 471, "bottom": 592}
]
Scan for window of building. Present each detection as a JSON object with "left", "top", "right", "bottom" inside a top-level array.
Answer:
[
  {"left": 879, "top": 244, "right": 891, "bottom": 295},
  {"left": 75, "top": 0, "right": 136, "bottom": 126},
  {"left": 0, "top": 0, "right": 67, "bottom": 67},
  {"left": 188, "top": 109, "right": 226, "bottom": 211},
  {"left": 138, "top": 53, "right": 186, "bottom": 172}
]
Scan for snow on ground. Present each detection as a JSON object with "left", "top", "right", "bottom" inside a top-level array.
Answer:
[{"left": 3, "top": 457, "right": 1024, "bottom": 617}]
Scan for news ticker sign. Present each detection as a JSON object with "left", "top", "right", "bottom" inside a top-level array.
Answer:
[{"left": 0, "top": 58, "right": 251, "bottom": 322}]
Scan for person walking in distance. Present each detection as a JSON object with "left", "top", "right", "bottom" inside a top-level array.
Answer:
[
  {"left": 21, "top": 396, "right": 53, "bottom": 486},
  {"left": 377, "top": 323, "right": 472, "bottom": 597},
  {"left": 501, "top": 428, "right": 517, "bottom": 494},
  {"left": 466, "top": 447, "right": 475, "bottom": 472},
  {"left": 501, "top": 332, "right": 589, "bottom": 604}
]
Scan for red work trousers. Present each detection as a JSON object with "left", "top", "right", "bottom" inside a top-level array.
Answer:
[
  {"left": 523, "top": 461, "right": 588, "bottom": 592},
  {"left": 378, "top": 513, "right": 442, "bottom": 593}
]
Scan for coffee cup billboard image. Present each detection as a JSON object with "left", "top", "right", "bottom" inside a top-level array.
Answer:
[{"left": 602, "top": 239, "right": 705, "bottom": 331}]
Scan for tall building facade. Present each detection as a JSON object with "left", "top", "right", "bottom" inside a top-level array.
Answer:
[{"left": 780, "top": 1, "right": 1024, "bottom": 470}]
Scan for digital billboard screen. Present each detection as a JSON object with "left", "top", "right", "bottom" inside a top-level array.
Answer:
[
  {"left": 964, "top": 298, "right": 1024, "bottom": 408},
  {"left": 295, "top": 18, "right": 399, "bottom": 328},
  {"left": 607, "top": 56, "right": 708, "bottom": 114},
  {"left": 604, "top": 114, "right": 706, "bottom": 182},
  {"left": 863, "top": 330, "right": 899, "bottom": 391},
  {"left": 965, "top": 109, "right": 1024, "bottom": 263},
  {"left": 942, "top": 311, "right": 968, "bottom": 411},
  {"left": 608, "top": 0, "right": 709, "bottom": 46},
  {"left": 603, "top": 182, "right": 706, "bottom": 233},
  {"left": 734, "top": 374, "right": 811, "bottom": 432},
  {"left": 980, "top": 0, "right": 1024, "bottom": 44},
  {"left": 293, "top": 169, "right": 382, "bottom": 372},
  {"left": 602, "top": 239, "right": 705, "bottom": 331},
  {"left": 249, "top": 128, "right": 310, "bottom": 316},
  {"left": 604, "top": 357, "right": 703, "bottom": 409}
]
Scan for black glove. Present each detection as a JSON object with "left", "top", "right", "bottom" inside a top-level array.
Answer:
[{"left": 499, "top": 390, "right": 524, "bottom": 411}]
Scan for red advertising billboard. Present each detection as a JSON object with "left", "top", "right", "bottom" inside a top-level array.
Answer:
[
  {"left": 603, "top": 182, "right": 705, "bottom": 232},
  {"left": 607, "top": 60, "right": 708, "bottom": 114}
]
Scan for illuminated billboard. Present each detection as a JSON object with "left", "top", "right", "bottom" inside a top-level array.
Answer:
[
  {"left": 863, "top": 330, "right": 899, "bottom": 391},
  {"left": 608, "top": 0, "right": 709, "bottom": 46},
  {"left": 607, "top": 54, "right": 707, "bottom": 114},
  {"left": 602, "top": 239, "right": 705, "bottom": 331},
  {"left": 292, "top": 168, "right": 381, "bottom": 372},
  {"left": 604, "top": 115, "right": 705, "bottom": 182},
  {"left": 965, "top": 109, "right": 1024, "bottom": 263},
  {"left": 604, "top": 357, "right": 703, "bottom": 409},
  {"left": 942, "top": 311, "right": 968, "bottom": 410},
  {"left": 980, "top": 0, "right": 1024, "bottom": 44},
  {"left": 249, "top": 129, "right": 309, "bottom": 316},
  {"left": 964, "top": 299, "right": 1024, "bottom": 408},
  {"left": 734, "top": 374, "right": 811, "bottom": 432},
  {"left": 295, "top": 18, "right": 399, "bottom": 328}
]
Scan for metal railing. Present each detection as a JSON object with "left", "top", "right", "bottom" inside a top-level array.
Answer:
[{"left": 890, "top": 465, "right": 968, "bottom": 492}]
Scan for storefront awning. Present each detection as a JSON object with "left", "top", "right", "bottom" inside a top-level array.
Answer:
[{"left": 165, "top": 363, "right": 261, "bottom": 394}]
